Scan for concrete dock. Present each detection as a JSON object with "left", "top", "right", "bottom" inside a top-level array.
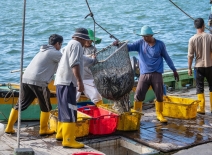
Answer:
[{"left": 1, "top": 86, "right": 212, "bottom": 155}]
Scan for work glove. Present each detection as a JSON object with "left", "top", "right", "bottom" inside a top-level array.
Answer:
[{"left": 173, "top": 71, "right": 179, "bottom": 82}]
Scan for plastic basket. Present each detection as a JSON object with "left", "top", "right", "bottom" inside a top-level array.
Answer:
[
  {"left": 99, "top": 104, "right": 141, "bottom": 131},
  {"left": 162, "top": 96, "right": 200, "bottom": 119},
  {"left": 49, "top": 110, "right": 91, "bottom": 137},
  {"left": 78, "top": 106, "right": 118, "bottom": 135}
]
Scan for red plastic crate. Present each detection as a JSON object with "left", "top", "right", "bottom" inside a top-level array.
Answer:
[{"left": 78, "top": 106, "right": 118, "bottom": 135}]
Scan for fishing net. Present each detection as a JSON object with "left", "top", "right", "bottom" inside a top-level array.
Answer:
[{"left": 89, "top": 41, "right": 134, "bottom": 113}]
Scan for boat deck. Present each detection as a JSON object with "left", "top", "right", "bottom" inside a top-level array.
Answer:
[{"left": 1, "top": 86, "right": 212, "bottom": 154}]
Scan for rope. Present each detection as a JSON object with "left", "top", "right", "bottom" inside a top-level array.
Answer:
[
  {"left": 84, "top": 0, "right": 119, "bottom": 42},
  {"left": 169, "top": 0, "right": 210, "bottom": 31}
]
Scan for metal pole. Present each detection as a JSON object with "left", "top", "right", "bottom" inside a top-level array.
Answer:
[{"left": 17, "top": 0, "right": 26, "bottom": 148}]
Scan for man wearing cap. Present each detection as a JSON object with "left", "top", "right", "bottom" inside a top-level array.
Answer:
[
  {"left": 54, "top": 28, "right": 90, "bottom": 148},
  {"left": 76, "top": 29, "right": 103, "bottom": 105},
  {"left": 125, "top": 25, "right": 179, "bottom": 123}
]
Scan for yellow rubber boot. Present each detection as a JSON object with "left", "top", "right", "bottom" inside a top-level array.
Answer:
[
  {"left": 197, "top": 93, "right": 205, "bottom": 114},
  {"left": 95, "top": 100, "right": 103, "bottom": 106},
  {"left": 133, "top": 101, "right": 143, "bottom": 112},
  {"left": 210, "top": 92, "right": 212, "bottom": 113},
  {"left": 4, "top": 108, "right": 18, "bottom": 134},
  {"left": 155, "top": 101, "right": 167, "bottom": 123},
  {"left": 39, "top": 111, "right": 55, "bottom": 136},
  {"left": 56, "top": 121, "right": 63, "bottom": 141},
  {"left": 62, "top": 122, "right": 84, "bottom": 148}
]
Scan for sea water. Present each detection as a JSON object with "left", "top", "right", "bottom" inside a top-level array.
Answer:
[{"left": 0, "top": 0, "right": 210, "bottom": 83}]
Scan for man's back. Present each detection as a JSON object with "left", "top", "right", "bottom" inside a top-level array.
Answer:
[
  {"left": 23, "top": 45, "right": 62, "bottom": 87},
  {"left": 188, "top": 32, "right": 212, "bottom": 67}
]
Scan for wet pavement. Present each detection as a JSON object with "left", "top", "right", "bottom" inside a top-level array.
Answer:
[{"left": 1, "top": 86, "right": 212, "bottom": 154}]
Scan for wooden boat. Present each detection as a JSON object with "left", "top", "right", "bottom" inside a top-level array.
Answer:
[
  {"left": 0, "top": 81, "right": 58, "bottom": 121},
  {"left": 0, "top": 68, "right": 195, "bottom": 121}
]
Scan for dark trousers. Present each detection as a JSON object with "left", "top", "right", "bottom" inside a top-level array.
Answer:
[
  {"left": 14, "top": 83, "right": 52, "bottom": 112},
  {"left": 195, "top": 67, "right": 212, "bottom": 94},
  {"left": 135, "top": 72, "right": 163, "bottom": 102},
  {"left": 56, "top": 83, "right": 77, "bottom": 123}
]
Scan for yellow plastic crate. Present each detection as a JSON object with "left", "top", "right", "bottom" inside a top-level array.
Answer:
[
  {"left": 49, "top": 109, "right": 91, "bottom": 137},
  {"left": 98, "top": 104, "right": 142, "bottom": 131},
  {"left": 162, "top": 96, "right": 199, "bottom": 119}
]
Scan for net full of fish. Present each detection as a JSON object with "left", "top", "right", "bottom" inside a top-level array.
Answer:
[{"left": 89, "top": 41, "right": 134, "bottom": 114}]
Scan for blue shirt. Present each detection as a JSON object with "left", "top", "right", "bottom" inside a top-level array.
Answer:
[{"left": 127, "top": 39, "right": 176, "bottom": 74}]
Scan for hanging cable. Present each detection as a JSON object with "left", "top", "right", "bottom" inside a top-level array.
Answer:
[
  {"left": 169, "top": 0, "right": 210, "bottom": 31},
  {"left": 84, "top": 0, "right": 119, "bottom": 42}
]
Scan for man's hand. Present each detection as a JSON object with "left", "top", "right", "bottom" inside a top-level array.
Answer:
[
  {"left": 173, "top": 71, "right": 179, "bottom": 81},
  {"left": 188, "top": 68, "right": 192, "bottom": 76},
  {"left": 77, "top": 81, "right": 84, "bottom": 92},
  {"left": 112, "top": 40, "right": 120, "bottom": 46}
]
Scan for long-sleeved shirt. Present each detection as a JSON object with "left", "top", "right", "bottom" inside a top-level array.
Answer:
[
  {"left": 23, "top": 45, "right": 62, "bottom": 87},
  {"left": 188, "top": 32, "right": 212, "bottom": 67},
  {"left": 127, "top": 39, "right": 176, "bottom": 74},
  {"left": 54, "top": 39, "right": 84, "bottom": 87}
]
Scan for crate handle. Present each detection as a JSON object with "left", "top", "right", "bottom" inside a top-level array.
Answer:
[
  {"left": 190, "top": 100, "right": 200, "bottom": 105},
  {"left": 94, "top": 115, "right": 118, "bottom": 119},
  {"left": 128, "top": 112, "right": 144, "bottom": 116},
  {"left": 77, "top": 117, "right": 91, "bottom": 121}
]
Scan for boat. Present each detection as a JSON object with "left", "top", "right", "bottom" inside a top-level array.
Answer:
[
  {"left": 0, "top": 67, "right": 195, "bottom": 121},
  {"left": 0, "top": 81, "right": 58, "bottom": 121}
]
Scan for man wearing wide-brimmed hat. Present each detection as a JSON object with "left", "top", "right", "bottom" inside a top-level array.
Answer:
[
  {"left": 76, "top": 28, "right": 103, "bottom": 106},
  {"left": 126, "top": 25, "right": 179, "bottom": 123},
  {"left": 54, "top": 28, "right": 91, "bottom": 149}
]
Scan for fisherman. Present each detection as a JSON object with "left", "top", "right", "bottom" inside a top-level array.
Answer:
[
  {"left": 76, "top": 28, "right": 103, "bottom": 105},
  {"left": 5, "top": 34, "right": 63, "bottom": 135},
  {"left": 114, "top": 25, "right": 179, "bottom": 123},
  {"left": 188, "top": 18, "right": 212, "bottom": 114},
  {"left": 54, "top": 28, "right": 90, "bottom": 148}
]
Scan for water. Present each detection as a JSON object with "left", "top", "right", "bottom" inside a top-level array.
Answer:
[{"left": 0, "top": 0, "right": 210, "bottom": 83}]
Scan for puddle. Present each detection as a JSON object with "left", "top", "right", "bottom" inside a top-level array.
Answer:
[{"left": 84, "top": 136, "right": 160, "bottom": 155}]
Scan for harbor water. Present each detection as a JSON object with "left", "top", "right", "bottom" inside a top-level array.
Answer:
[{"left": 0, "top": 0, "right": 210, "bottom": 83}]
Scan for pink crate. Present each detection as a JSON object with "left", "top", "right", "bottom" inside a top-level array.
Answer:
[{"left": 78, "top": 106, "right": 118, "bottom": 135}]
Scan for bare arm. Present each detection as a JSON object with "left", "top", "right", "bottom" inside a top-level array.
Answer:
[
  {"left": 188, "top": 57, "right": 193, "bottom": 76},
  {"left": 72, "top": 65, "right": 84, "bottom": 92}
]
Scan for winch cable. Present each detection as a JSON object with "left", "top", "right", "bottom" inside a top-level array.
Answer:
[
  {"left": 169, "top": 0, "right": 210, "bottom": 31},
  {"left": 84, "top": 0, "right": 119, "bottom": 49},
  {"left": 85, "top": 0, "right": 96, "bottom": 50}
]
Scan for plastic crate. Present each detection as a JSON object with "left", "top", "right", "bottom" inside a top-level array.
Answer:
[
  {"left": 78, "top": 106, "right": 118, "bottom": 135},
  {"left": 98, "top": 104, "right": 142, "bottom": 131},
  {"left": 162, "top": 96, "right": 199, "bottom": 119},
  {"left": 49, "top": 110, "right": 91, "bottom": 137}
]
